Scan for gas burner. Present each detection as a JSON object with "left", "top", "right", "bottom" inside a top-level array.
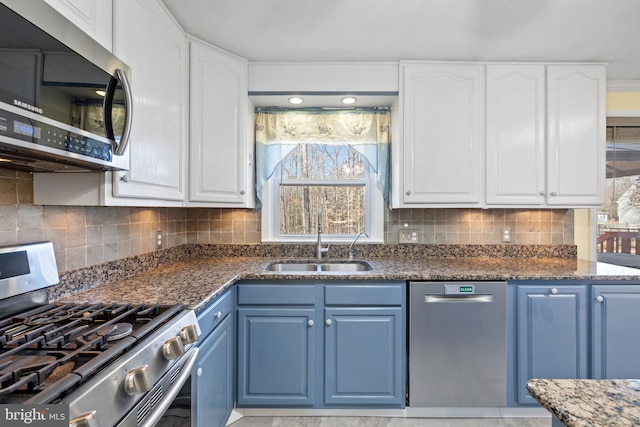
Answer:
[{"left": 98, "top": 322, "right": 133, "bottom": 342}]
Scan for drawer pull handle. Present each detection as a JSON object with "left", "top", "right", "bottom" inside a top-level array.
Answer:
[{"left": 550, "top": 288, "right": 558, "bottom": 295}]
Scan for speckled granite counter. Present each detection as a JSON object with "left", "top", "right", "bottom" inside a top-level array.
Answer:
[
  {"left": 51, "top": 252, "right": 640, "bottom": 313},
  {"left": 527, "top": 379, "right": 640, "bottom": 426}
]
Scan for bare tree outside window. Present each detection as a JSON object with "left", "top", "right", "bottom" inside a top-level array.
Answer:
[{"left": 278, "top": 144, "right": 366, "bottom": 235}]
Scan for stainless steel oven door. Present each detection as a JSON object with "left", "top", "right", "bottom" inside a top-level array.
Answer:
[
  {"left": 114, "top": 347, "right": 199, "bottom": 427},
  {"left": 154, "top": 357, "right": 196, "bottom": 427}
]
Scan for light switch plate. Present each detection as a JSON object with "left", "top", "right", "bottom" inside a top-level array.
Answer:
[{"left": 399, "top": 229, "right": 419, "bottom": 243}]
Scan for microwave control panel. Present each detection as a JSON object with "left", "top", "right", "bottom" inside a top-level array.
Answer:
[{"left": 0, "top": 107, "right": 112, "bottom": 162}]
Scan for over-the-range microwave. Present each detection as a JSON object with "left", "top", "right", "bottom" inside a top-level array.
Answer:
[{"left": 0, "top": 0, "right": 132, "bottom": 172}]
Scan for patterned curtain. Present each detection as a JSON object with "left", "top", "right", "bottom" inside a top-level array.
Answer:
[{"left": 255, "top": 107, "right": 391, "bottom": 207}]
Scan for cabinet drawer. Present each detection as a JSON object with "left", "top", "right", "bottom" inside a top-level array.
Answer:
[
  {"left": 198, "top": 290, "right": 233, "bottom": 338},
  {"left": 325, "top": 284, "right": 404, "bottom": 306},
  {"left": 237, "top": 284, "right": 316, "bottom": 306}
]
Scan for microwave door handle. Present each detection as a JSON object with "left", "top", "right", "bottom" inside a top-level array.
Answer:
[
  {"left": 113, "top": 69, "right": 133, "bottom": 156},
  {"left": 104, "top": 69, "right": 133, "bottom": 156}
]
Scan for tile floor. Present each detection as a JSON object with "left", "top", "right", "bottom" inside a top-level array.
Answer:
[{"left": 229, "top": 417, "right": 551, "bottom": 426}]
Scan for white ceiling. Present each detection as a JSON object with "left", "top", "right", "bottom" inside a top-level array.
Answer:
[{"left": 162, "top": 0, "right": 640, "bottom": 81}]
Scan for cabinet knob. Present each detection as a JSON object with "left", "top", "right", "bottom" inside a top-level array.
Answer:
[
  {"left": 539, "top": 191, "right": 545, "bottom": 196},
  {"left": 307, "top": 319, "right": 314, "bottom": 327},
  {"left": 124, "top": 365, "right": 151, "bottom": 396},
  {"left": 240, "top": 190, "right": 245, "bottom": 195},
  {"left": 550, "top": 191, "right": 557, "bottom": 196},
  {"left": 214, "top": 311, "right": 222, "bottom": 319},
  {"left": 325, "top": 319, "right": 332, "bottom": 326},
  {"left": 120, "top": 174, "right": 130, "bottom": 183},
  {"left": 197, "top": 368, "right": 203, "bottom": 377},
  {"left": 405, "top": 190, "right": 412, "bottom": 196},
  {"left": 550, "top": 288, "right": 558, "bottom": 295},
  {"left": 596, "top": 295, "right": 604, "bottom": 303}
]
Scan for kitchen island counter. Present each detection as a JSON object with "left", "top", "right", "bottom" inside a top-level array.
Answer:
[
  {"left": 527, "top": 378, "right": 640, "bottom": 427},
  {"left": 51, "top": 250, "right": 640, "bottom": 312}
]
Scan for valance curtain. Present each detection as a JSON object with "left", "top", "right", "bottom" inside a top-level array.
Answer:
[{"left": 255, "top": 107, "right": 391, "bottom": 207}]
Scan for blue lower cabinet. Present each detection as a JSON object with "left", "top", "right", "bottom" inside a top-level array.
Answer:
[
  {"left": 194, "top": 289, "right": 234, "bottom": 427},
  {"left": 235, "top": 281, "right": 406, "bottom": 409},
  {"left": 324, "top": 307, "right": 405, "bottom": 406},
  {"left": 195, "top": 314, "right": 234, "bottom": 427},
  {"left": 592, "top": 285, "right": 640, "bottom": 379},
  {"left": 516, "top": 285, "right": 588, "bottom": 405},
  {"left": 236, "top": 307, "right": 316, "bottom": 406}
]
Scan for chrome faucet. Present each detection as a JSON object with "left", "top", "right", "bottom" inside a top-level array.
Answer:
[
  {"left": 316, "top": 208, "right": 330, "bottom": 261},
  {"left": 348, "top": 232, "right": 369, "bottom": 260}
]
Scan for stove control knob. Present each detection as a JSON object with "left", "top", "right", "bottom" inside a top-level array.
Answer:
[
  {"left": 180, "top": 324, "right": 199, "bottom": 345},
  {"left": 163, "top": 336, "right": 185, "bottom": 360},
  {"left": 124, "top": 365, "right": 151, "bottom": 396},
  {"left": 69, "top": 411, "right": 97, "bottom": 427}
]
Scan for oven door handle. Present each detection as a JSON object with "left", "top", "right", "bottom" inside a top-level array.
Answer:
[{"left": 140, "top": 346, "right": 199, "bottom": 427}]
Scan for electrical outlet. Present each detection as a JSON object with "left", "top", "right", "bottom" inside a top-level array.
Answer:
[
  {"left": 501, "top": 227, "right": 512, "bottom": 243},
  {"left": 156, "top": 231, "right": 163, "bottom": 249},
  {"left": 399, "top": 229, "right": 419, "bottom": 243}
]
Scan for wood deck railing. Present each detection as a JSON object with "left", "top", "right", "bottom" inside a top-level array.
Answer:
[{"left": 597, "top": 227, "right": 640, "bottom": 254}]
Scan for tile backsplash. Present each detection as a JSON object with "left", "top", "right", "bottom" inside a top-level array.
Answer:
[{"left": 0, "top": 169, "right": 574, "bottom": 272}]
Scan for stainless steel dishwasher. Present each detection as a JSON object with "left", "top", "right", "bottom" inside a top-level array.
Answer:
[{"left": 409, "top": 281, "right": 507, "bottom": 407}]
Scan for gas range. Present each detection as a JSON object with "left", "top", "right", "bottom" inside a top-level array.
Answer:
[{"left": 0, "top": 242, "right": 200, "bottom": 427}]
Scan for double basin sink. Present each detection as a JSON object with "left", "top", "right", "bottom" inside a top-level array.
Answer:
[{"left": 267, "top": 260, "right": 372, "bottom": 272}]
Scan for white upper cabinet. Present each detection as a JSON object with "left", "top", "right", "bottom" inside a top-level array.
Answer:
[
  {"left": 486, "top": 65, "right": 546, "bottom": 205},
  {"left": 44, "top": 0, "right": 113, "bottom": 51},
  {"left": 546, "top": 65, "right": 606, "bottom": 206},
  {"left": 486, "top": 64, "right": 606, "bottom": 207},
  {"left": 187, "top": 38, "right": 254, "bottom": 207},
  {"left": 110, "top": 0, "right": 187, "bottom": 203},
  {"left": 395, "top": 63, "right": 484, "bottom": 207}
]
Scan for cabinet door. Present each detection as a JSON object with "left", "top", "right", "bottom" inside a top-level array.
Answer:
[
  {"left": 188, "top": 40, "right": 253, "bottom": 207},
  {"left": 324, "top": 307, "right": 404, "bottom": 406},
  {"left": 486, "top": 65, "right": 546, "bottom": 205},
  {"left": 237, "top": 307, "right": 315, "bottom": 406},
  {"left": 592, "top": 285, "right": 640, "bottom": 379},
  {"left": 44, "top": 0, "right": 112, "bottom": 51},
  {"left": 517, "top": 285, "right": 588, "bottom": 405},
  {"left": 195, "top": 314, "right": 233, "bottom": 427},
  {"left": 111, "top": 0, "right": 186, "bottom": 202},
  {"left": 546, "top": 65, "right": 605, "bottom": 206},
  {"left": 400, "top": 63, "right": 484, "bottom": 206}
]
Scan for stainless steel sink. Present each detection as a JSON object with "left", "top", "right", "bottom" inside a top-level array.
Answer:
[
  {"left": 266, "top": 263, "right": 318, "bottom": 272},
  {"left": 266, "top": 261, "right": 372, "bottom": 272},
  {"left": 319, "top": 262, "right": 371, "bottom": 272}
]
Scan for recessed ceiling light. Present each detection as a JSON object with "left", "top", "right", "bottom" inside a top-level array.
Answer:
[
  {"left": 341, "top": 96, "right": 357, "bottom": 105},
  {"left": 95, "top": 90, "right": 106, "bottom": 97},
  {"left": 288, "top": 96, "right": 304, "bottom": 105}
]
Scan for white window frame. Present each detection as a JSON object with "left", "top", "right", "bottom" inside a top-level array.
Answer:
[{"left": 261, "top": 161, "right": 384, "bottom": 243}]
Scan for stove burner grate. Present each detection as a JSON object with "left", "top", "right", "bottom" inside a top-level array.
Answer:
[{"left": 0, "top": 303, "right": 184, "bottom": 404}]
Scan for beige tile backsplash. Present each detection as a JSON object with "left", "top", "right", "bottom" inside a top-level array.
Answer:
[{"left": 0, "top": 169, "right": 574, "bottom": 272}]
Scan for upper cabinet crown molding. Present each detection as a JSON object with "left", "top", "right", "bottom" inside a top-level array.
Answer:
[{"left": 248, "top": 62, "right": 399, "bottom": 93}]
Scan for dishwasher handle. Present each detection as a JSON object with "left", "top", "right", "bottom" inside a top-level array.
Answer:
[{"left": 424, "top": 294, "right": 493, "bottom": 303}]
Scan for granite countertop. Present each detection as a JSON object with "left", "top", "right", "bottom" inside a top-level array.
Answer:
[
  {"left": 53, "top": 255, "right": 640, "bottom": 313},
  {"left": 527, "top": 378, "right": 640, "bottom": 426}
]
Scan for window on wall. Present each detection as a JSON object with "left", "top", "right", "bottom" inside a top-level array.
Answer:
[
  {"left": 257, "top": 108, "right": 388, "bottom": 243},
  {"left": 597, "top": 118, "right": 640, "bottom": 266}
]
